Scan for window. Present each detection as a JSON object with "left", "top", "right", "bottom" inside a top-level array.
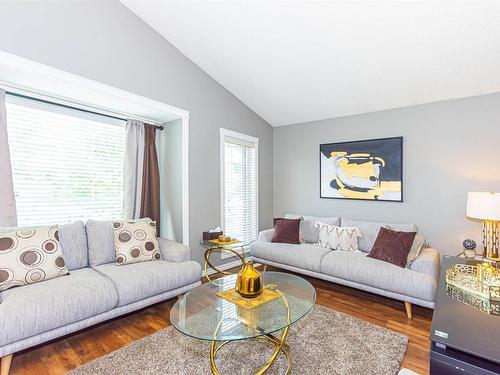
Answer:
[
  {"left": 6, "top": 96, "right": 125, "bottom": 226},
  {"left": 220, "top": 129, "right": 258, "bottom": 252}
]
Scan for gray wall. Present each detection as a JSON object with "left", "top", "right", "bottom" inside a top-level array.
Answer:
[
  {"left": 0, "top": 1, "right": 273, "bottom": 266},
  {"left": 274, "top": 93, "right": 500, "bottom": 255},
  {"left": 158, "top": 119, "right": 183, "bottom": 242}
]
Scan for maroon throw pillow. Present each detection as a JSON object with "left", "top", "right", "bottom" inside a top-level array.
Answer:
[
  {"left": 367, "top": 227, "right": 416, "bottom": 268},
  {"left": 272, "top": 218, "right": 301, "bottom": 244}
]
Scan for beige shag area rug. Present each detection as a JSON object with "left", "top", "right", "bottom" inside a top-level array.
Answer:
[{"left": 68, "top": 305, "right": 408, "bottom": 375}]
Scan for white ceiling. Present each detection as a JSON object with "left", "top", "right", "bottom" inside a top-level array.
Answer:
[{"left": 122, "top": 0, "right": 500, "bottom": 127}]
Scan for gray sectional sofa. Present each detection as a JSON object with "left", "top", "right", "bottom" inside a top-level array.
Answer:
[
  {"left": 251, "top": 215, "right": 440, "bottom": 317},
  {"left": 0, "top": 220, "right": 201, "bottom": 370}
]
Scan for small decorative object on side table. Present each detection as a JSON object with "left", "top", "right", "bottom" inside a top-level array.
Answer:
[{"left": 457, "top": 239, "right": 478, "bottom": 259}]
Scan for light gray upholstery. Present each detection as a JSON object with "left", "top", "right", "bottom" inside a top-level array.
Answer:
[
  {"left": 251, "top": 257, "right": 436, "bottom": 309},
  {"left": 258, "top": 228, "right": 275, "bottom": 242},
  {"left": 253, "top": 217, "right": 440, "bottom": 309},
  {"left": 0, "top": 219, "right": 201, "bottom": 358},
  {"left": 158, "top": 238, "right": 191, "bottom": 262},
  {"left": 320, "top": 251, "right": 437, "bottom": 302},
  {"left": 0, "top": 280, "right": 200, "bottom": 357},
  {"left": 86, "top": 219, "right": 115, "bottom": 266},
  {"left": 94, "top": 260, "right": 201, "bottom": 306},
  {"left": 251, "top": 241, "right": 330, "bottom": 273},
  {"left": 0, "top": 268, "right": 118, "bottom": 347},
  {"left": 340, "top": 218, "right": 418, "bottom": 252},
  {"left": 0, "top": 220, "right": 89, "bottom": 271},
  {"left": 410, "top": 247, "right": 441, "bottom": 282},
  {"left": 285, "top": 213, "right": 340, "bottom": 243},
  {"left": 58, "top": 220, "right": 88, "bottom": 270}
]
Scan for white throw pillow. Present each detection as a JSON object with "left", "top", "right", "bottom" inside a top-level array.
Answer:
[
  {"left": 0, "top": 225, "right": 69, "bottom": 291},
  {"left": 315, "top": 221, "right": 361, "bottom": 251},
  {"left": 114, "top": 220, "right": 161, "bottom": 265}
]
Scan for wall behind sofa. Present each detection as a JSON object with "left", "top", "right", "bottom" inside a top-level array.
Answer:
[
  {"left": 0, "top": 1, "right": 273, "bottom": 267},
  {"left": 274, "top": 92, "right": 500, "bottom": 255}
]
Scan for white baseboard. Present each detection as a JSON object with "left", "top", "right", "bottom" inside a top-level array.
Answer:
[{"left": 201, "top": 256, "right": 261, "bottom": 277}]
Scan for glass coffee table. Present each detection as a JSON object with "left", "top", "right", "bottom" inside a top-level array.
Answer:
[{"left": 170, "top": 271, "right": 316, "bottom": 374}]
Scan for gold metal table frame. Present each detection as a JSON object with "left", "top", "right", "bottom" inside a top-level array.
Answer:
[
  {"left": 209, "top": 289, "right": 292, "bottom": 375},
  {"left": 202, "top": 241, "right": 292, "bottom": 374}
]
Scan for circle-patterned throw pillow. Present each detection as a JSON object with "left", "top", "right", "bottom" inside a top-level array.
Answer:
[
  {"left": 113, "top": 219, "right": 161, "bottom": 266},
  {"left": 0, "top": 225, "right": 69, "bottom": 292}
]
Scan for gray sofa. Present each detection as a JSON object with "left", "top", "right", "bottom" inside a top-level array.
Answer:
[
  {"left": 0, "top": 220, "right": 201, "bottom": 372},
  {"left": 251, "top": 215, "right": 440, "bottom": 317}
]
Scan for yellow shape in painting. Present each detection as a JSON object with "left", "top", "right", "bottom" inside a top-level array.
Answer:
[
  {"left": 330, "top": 151, "right": 348, "bottom": 158},
  {"left": 334, "top": 178, "right": 401, "bottom": 200},
  {"left": 338, "top": 158, "right": 377, "bottom": 179}
]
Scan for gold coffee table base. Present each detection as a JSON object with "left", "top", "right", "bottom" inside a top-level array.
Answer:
[
  {"left": 210, "top": 330, "right": 291, "bottom": 375},
  {"left": 209, "top": 290, "right": 292, "bottom": 375}
]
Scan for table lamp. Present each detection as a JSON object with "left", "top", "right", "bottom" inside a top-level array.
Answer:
[{"left": 466, "top": 192, "right": 500, "bottom": 260}]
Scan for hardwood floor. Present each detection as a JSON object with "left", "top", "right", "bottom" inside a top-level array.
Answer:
[{"left": 9, "top": 265, "right": 432, "bottom": 375}]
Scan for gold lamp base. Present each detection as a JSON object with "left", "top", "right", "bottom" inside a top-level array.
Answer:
[{"left": 483, "top": 220, "right": 500, "bottom": 261}]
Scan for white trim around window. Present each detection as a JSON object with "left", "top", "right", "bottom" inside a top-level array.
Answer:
[{"left": 220, "top": 128, "right": 259, "bottom": 259}]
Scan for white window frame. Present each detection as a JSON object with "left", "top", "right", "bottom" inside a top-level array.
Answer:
[
  {"left": 220, "top": 128, "right": 259, "bottom": 259},
  {"left": 0, "top": 51, "right": 190, "bottom": 245}
]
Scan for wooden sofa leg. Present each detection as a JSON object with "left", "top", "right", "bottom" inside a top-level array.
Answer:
[
  {"left": 262, "top": 264, "right": 268, "bottom": 272},
  {"left": 404, "top": 302, "right": 412, "bottom": 319},
  {"left": 1, "top": 354, "right": 13, "bottom": 375}
]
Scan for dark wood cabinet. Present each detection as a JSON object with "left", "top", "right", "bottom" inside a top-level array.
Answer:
[{"left": 430, "top": 256, "right": 500, "bottom": 375}]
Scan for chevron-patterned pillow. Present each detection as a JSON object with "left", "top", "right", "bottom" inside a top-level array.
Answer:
[{"left": 315, "top": 222, "right": 361, "bottom": 251}]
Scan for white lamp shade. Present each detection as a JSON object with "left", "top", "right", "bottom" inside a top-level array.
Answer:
[{"left": 467, "top": 192, "right": 500, "bottom": 221}]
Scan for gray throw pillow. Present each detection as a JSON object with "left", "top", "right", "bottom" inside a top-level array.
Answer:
[{"left": 285, "top": 213, "right": 341, "bottom": 243}]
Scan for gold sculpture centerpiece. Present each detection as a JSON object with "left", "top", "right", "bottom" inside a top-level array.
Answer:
[{"left": 235, "top": 260, "right": 263, "bottom": 298}]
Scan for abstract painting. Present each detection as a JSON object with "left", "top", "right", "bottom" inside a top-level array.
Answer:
[{"left": 320, "top": 137, "right": 403, "bottom": 202}]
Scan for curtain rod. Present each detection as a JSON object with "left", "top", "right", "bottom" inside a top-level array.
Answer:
[{"left": 5, "top": 91, "right": 164, "bottom": 131}]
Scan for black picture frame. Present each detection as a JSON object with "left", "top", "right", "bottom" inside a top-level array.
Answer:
[{"left": 319, "top": 136, "right": 403, "bottom": 202}]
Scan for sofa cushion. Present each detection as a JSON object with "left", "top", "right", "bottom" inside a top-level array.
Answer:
[
  {"left": 59, "top": 220, "right": 88, "bottom": 270},
  {"left": 340, "top": 218, "right": 418, "bottom": 252},
  {"left": 93, "top": 260, "right": 201, "bottom": 306},
  {"left": 251, "top": 241, "right": 331, "bottom": 273},
  {"left": 0, "top": 268, "right": 118, "bottom": 347},
  {"left": 320, "top": 251, "right": 436, "bottom": 301},
  {"left": 0, "top": 221, "right": 88, "bottom": 271},
  {"left": 0, "top": 225, "right": 69, "bottom": 292},
  {"left": 86, "top": 219, "right": 115, "bottom": 266},
  {"left": 285, "top": 214, "right": 340, "bottom": 243},
  {"left": 367, "top": 227, "right": 416, "bottom": 268},
  {"left": 272, "top": 218, "right": 301, "bottom": 244},
  {"left": 113, "top": 220, "right": 161, "bottom": 265},
  {"left": 316, "top": 222, "right": 361, "bottom": 252}
]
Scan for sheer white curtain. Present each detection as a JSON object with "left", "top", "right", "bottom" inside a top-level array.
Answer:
[
  {"left": 0, "top": 89, "right": 17, "bottom": 226},
  {"left": 122, "top": 119, "right": 144, "bottom": 219}
]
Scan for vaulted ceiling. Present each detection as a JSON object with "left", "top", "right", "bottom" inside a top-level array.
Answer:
[{"left": 122, "top": 0, "right": 500, "bottom": 127}]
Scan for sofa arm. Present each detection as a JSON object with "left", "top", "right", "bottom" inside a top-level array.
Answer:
[
  {"left": 258, "top": 229, "right": 274, "bottom": 243},
  {"left": 158, "top": 238, "right": 191, "bottom": 262},
  {"left": 410, "top": 247, "right": 441, "bottom": 282}
]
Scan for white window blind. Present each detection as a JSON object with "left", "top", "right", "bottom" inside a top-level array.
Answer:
[
  {"left": 6, "top": 97, "right": 125, "bottom": 227},
  {"left": 221, "top": 130, "right": 258, "bottom": 247}
]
